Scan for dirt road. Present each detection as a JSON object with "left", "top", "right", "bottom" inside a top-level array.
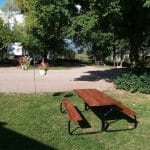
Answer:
[{"left": 0, "top": 66, "right": 121, "bottom": 93}]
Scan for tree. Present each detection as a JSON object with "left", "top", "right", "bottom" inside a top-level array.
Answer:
[
  {"left": 144, "top": 0, "right": 150, "bottom": 7},
  {"left": 0, "top": 18, "right": 13, "bottom": 60},
  {"left": 67, "top": 0, "right": 121, "bottom": 63},
  {"left": 119, "top": 0, "right": 147, "bottom": 65},
  {"left": 15, "top": 0, "right": 70, "bottom": 59},
  {"left": 3, "top": 0, "right": 18, "bottom": 11},
  {"left": 14, "top": 0, "right": 149, "bottom": 65},
  {"left": 0, "top": 18, "right": 12, "bottom": 50},
  {"left": 67, "top": 0, "right": 150, "bottom": 66}
]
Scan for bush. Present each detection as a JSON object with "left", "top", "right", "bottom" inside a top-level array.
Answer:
[{"left": 114, "top": 67, "right": 150, "bottom": 94}]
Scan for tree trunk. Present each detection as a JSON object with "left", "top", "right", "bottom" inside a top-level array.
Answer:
[
  {"left": 129, "top": 35, "right": 139, "bottom": 66},
  {"left": 113, "top": 47, "right": 116, "bottom": 67},
  {"left": 120, "top": 49, "right": 123, "bottom": 67}
]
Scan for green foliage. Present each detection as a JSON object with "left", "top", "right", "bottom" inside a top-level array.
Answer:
[
  {"left": 143, "top": 0, "right": 150, "bottom": 7},
  {"left": 114, "top": 67, "right": 150, "bottom": 94},
  {"left": 68, "top": 0, "right": 150, "bottom": 65},
  {"left": 90, "top": 31, "right": 114, "bottom": 60},
  {"left": 67, "top": 10, "right": 98, "bottom": 42},
  {"left": 13, "top": 0, "right": 150, "bottom": 64},
  {"left": 115, "top": 39, "right": 129, "bottom": 53},
  {"left": 16, "top": 0, "right": 70, "bottom": 54},
  {"left": 120, "top": 0, "right": 148, "bottom": 64},
  {"left": 0, "top": 18, "right": 12, "bottom": 49}
]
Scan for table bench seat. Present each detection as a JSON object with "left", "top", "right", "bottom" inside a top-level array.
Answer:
[{"left": 60, "top": 98, "right": 83, "bottom": 134}]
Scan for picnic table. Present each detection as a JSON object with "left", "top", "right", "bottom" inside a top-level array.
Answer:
[{"left": 74, "top": 89, "right": 137, "bottom": 131}]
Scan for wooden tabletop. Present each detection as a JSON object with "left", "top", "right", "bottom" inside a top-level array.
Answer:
[{"left": 74, "top": 89, "right": 121, "bottom": 107}]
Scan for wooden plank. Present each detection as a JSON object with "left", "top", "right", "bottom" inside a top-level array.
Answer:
[
  {"left": 85, "top": 89, "right": 114, "bottom": 106},
  {"left": 74, "top": 89, "right": 100, "bottom": 106},
  {"left": 75, "top": 89, "right": 118, "bottom": 106},
  {"left": 61, "top": 98, "right": 82, "bottom": 122},
  {"left": 75, "top": 89, "right": 123, "bottom": 106},
  {"left": 91, "top": 89, "right": 137, "bottom": 115},
  {"left": 116, "top": 103, "right": 137, "bottom": 116},
  {"left": 91, "top": 89, "right": 122, "bottom": 105},
  {"left": 75, "top": 89, "right": 137, "bottom": 116}
]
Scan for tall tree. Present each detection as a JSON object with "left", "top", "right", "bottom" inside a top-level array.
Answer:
[
  {"left": 67, "top": 0, "right": 121, "bottom": 62},
  {"left": 119, "top": 0, "right": 147, "bottom": 65},
  {"left": 0, "top": 18, "right": 12, "bottom": 50},
  {"left": 14, "top": 0, "right": 150, "bottom": 65},
  {"left": 0, "top": 18, "right": 13, "bottom": 60},
  {"left": 15, "top": 0, "right": 70, "bottom": 57},
  {"left": 67, "top": 0, "right": 150, "bottom": 65}
]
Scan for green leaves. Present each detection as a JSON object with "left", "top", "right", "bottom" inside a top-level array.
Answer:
[
  {"left": 0, "top": 18, "right": 12, "bottom": 49},
  {"left": 143, "top": 0, "right": 150, "bottom": 7},
  {"left": 14, "top": 0, "right": 150, "bottom": 64},
  {"left": 67, "top": 0, "right": 122, "bottom": 60},
  {"left": 114, "top": 67, "right": 150, "bottom": 94},
  {"left": 68, "top": 10, "right": 98, "bottom": 41},
  {"left": 15, "top": 0, "right": 71, "bottom": 54}
]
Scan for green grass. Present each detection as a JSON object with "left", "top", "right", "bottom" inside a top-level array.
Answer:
[
  {"left": 94, "top": 64, "right": 114, "bottom": 69},
  {"left": 75, "top": 53, "right": 90, "bottom": 63},
  {"left": 29, "top": 62, "right": 87, "bottom": 70},
  {"left": 0, "top": 91, "right": 149, "bottom": 150},
  {"left": 29, "top": 65, "right": 71, "bottom": 70}
]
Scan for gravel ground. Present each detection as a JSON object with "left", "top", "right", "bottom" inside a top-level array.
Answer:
[{"left": 0, "top": 66, "right": 121, "bottom": 93}]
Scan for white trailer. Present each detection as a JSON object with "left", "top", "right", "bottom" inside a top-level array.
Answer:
[{"left": 7, "top": 42, "right": 23, "bottom": 56}]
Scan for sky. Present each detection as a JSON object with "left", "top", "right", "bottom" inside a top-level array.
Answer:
[{"left": 0, "top": 0, "right": 6, "bottom": 8}]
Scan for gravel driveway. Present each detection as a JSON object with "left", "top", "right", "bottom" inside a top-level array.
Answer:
[{"left": 0, "top": 66, "right": 121, "bottom": 93}]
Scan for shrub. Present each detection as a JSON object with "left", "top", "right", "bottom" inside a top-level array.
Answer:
[
  {"left": 114, "top": 67, "right": 150, "bottom": 94},
  {"left": 18, "top": 56, "right": 32, "bottom": 70}
]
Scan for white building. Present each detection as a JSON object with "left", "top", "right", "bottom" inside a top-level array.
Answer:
[{"left": 7, "top": 42, "right": 23, "bottom": 56}]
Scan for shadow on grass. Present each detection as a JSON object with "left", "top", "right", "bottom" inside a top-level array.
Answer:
[
  {"left": 74, "top": 68, "right": 123, "bottom": 82},
  {"left": 70, "top": 107, "right": 102, "bottom": 135},
  {"left": 52, "top": 92, "right": 64, "bottom": 97},
  {"left": 0, "top": 122, "right": 57, "bottom": 150},
  {"left": 90, "top": 105, "right": 138, "bottom": 132},
  {"left": 76, "top": 107, "right": 91, "bottom": 129},
  {"left": 52, "top": 92, "right": 74, "bottom": 98}
]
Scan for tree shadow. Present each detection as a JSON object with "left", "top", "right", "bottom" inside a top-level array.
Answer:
[
  {"left": 74, "top": 68, "right": 123, "bottom": 82},
  {"left": 0, "top": 58, "right": 18, "bottom": 67},
  {"left": 0, "top": 63, "right": 17, "bottom": 68},
  {"left": 0, "top": 122, "right": 57, "bottom": 150},
  {"left": 64, "top": 92, "right": 74, "bottom": 97}
]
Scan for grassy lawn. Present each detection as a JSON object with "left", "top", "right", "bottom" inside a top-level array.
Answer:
[
  {"left": 29, "top": 63, "right": 87, "bottom": 70},
  {"left": 94, "top": 64, "right": 114, "bottom": 69},
  {"left": 0, "top": 91, "right": 149, "bottom": 150},
  {"left": 29, "top": 65, "right": 71, "bottom": 70}
]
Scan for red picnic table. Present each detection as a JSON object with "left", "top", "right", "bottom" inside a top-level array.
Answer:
[{"left": 74, "top": 89, "right": 137, "bottom": 131}]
